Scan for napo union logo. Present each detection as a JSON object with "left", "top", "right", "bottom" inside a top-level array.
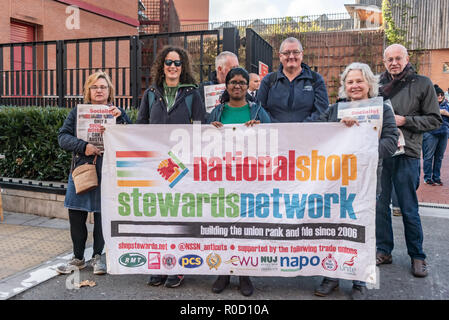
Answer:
[
  {"left": 119, "top": 253, "right": 147, "bottom": 268},
  {"left": 321, "top": 254, "right": 338, "bottom": 271},
  {"left": 162, "top": 254, "right": 177, "bottom": 270},
  {"left": 206, "top": 253, "right": 222, "bottom": 270}
]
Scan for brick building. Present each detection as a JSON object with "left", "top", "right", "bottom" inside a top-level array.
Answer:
[
  {"left": 356, "top": 0, "right": 449, "bottom": 91},
  {"left": 0, "top": 0, "right": 139, "bottom": 43}
]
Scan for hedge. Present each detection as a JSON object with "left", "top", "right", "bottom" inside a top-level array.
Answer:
[{"left": 0, "top": 106, "right": 139, "bottom": 183}]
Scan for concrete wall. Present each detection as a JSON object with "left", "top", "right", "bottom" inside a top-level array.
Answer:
[{"left": 1, "top": 188, "right": 68, "bottom": 220}]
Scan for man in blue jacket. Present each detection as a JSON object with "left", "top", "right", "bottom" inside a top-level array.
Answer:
[{"left": 256, "top": 37, "right": 329, "bottom": 122}]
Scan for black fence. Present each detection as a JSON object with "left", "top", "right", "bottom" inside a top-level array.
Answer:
[
  {"left": 0, "top": 29, "right": 224, "bottom": 109},
  {"left": 245, "top": 28, "right": 273, "bottom": 74},
  {"left": 0, "top": 27, "right": 273, "bottom": 109}
]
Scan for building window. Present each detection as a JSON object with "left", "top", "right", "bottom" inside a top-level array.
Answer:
[{"left": 444, "top": 63, "right": 449, "bottom": 74}]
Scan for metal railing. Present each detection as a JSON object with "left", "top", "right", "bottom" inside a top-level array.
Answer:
[{"left": 0, "top": 29, "right": 223, "bottom": 109}]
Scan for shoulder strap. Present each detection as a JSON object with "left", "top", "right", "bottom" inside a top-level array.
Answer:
[
  {"left": 185, "top": 92, "right": 193, "bottom": 120},
  {"left": 147, "top": 89, "right": 156, "bottom": 117},
  {"left": 310, "top": 70, "right": 319, "bottom": 88},
  {"left": 268, "top": 72, "right": 277, "bottom": 89}
]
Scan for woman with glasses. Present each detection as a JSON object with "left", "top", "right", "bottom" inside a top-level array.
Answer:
[
  {"left": 137, "top": 46, "right": 205, "bottom": 288},
  {"left": 422, "top": 85, "right": 449, "bottom": 186},
  {"left": 208, "top": 67, "right": 271, "bottom": 129},
  {"left": 57, "top": 71, "right": 131, "bottom": 275},
  {"left": 207, "top": 67, "right": 271, "bottom": 297},
  {"left": 314, "top": 62, "right": 398, "bottom": 300}
]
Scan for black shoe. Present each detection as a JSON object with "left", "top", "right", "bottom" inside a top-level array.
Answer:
[
  {"left": 147, "top": 275, "right": 167, "bottom": 286},
  {"left": 424, "top": 179, "right": 435, "bottom": 186},
  {"left": 165, "top": 275, "right": 184, "bottom": 288},
  {"left": 314, "top": 278, "right": 339, "bottom": 297},
  {"left": 350, "top": 284, "right": 367, "bottom": 300},
  {"left": 239, "top": 276, "right": 254, "bottom": 296},
  {"left": 212, "top": 275, "right": 230, "bottom": 293},
  {"left": 433, "top": 180, "right": 443, "bottom": 186}
]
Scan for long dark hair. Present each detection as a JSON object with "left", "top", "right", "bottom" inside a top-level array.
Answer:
[
  {"left": 151, "top": 46, "right": 196, "bottom": 87},
  {"left": 220, "top": 67, "right": 250, "bottom": 104}
]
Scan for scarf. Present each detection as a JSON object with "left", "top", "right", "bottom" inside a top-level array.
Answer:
[{"left": 379, "top": 63, "right": 416, "bottom": 100}]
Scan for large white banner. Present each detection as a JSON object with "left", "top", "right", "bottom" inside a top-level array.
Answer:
[{"left": 102, "top": 123, "right": 378, "bottom": 283}]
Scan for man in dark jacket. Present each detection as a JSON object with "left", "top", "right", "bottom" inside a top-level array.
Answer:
[
  {"left": 376, "top": 44, "right": 442, "bottom": 278},
  {"left": 198, "top": 51, "right": 239, "bottom": 112},
  {"left": 256, "top": 37, "right": 329, "bottom": 122}
]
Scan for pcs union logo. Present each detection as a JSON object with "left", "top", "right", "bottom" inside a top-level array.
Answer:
[{"left": 179, "top": 255, "right": 203, "bottom": 268}]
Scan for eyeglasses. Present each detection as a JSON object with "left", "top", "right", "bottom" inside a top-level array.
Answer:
[
  {"left": 280, "top": 50, "right": 302, "bottom": 57},
  {"left": 164, "top": 59, "right": 182, "bottom": 67},
  {"left": 228, "top": 81, "right": 248, "bottom": 87},
  {"left": 90, "top": 85, "right": 108, "bottom": 90},
  {"left": 438, "top": 93, "right": 445, "bottom": 97}
]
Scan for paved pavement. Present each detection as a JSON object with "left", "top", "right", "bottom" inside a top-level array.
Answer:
[
  {"left": 417, "top": 147, "right": 449, "bottom": 205},
  {"left": 2, "top": 148, "right": 449, "bottom": 303},
  {"left": 1, "top": 206, "right": 449, "bottom": 303}
]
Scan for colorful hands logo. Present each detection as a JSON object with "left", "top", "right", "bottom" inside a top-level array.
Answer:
[{"left": 157, "top": 151, "right": 189, "bottom": 188}]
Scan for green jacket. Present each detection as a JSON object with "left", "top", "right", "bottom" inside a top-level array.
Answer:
[{"left": 379, "top": 71, "right": 442, "bottom": 158}]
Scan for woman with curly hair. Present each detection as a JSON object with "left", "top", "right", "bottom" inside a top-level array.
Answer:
[
  {"left": 137, "top": 46, "right": 205, "bottom": 288},
  {"left": 137, "top": 45, "right": 205, "bottom": 124}
]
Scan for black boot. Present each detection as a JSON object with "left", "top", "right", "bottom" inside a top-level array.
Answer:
[
  {"left": 239, "top": 276, "right": 254, "bottom": 296},
  {"left": 212, "top": 275, "right": 230, "bottom": 293},
  {"left": 314, "top": 278, "right": 339, "bottom": 297}
]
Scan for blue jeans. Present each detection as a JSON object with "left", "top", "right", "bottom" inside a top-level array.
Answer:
[
  {"left": 376, "top": 155, "right": 426, "bottom": 260},
  {"left": 324, "top": 277, "right": 365, "bottom": 287},
  {"left": 422, "top": 132, "right": 448, "bottom": 182},
  {"left": 391, "top": 186, "right": 399, "bottom": 208}
]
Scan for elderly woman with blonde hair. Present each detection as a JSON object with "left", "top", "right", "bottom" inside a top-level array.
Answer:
[
  {"left": 314, "top": 62, "right": 398, "bottom": 300},
  {"left": 57, "top": 71, "right": 131, "bottom": 275}
]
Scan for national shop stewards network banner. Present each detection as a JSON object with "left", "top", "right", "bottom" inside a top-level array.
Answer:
[{"left": 102, "top": 122, "right": 378, "bottom": 283}]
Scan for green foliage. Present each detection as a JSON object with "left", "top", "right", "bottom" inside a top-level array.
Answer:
[
  {"left": 0, "top": 106, "right": 72, "bottom": 182},
  {"left": 0, "top": 106, "right": 139, "bottom": 183},
  {"left": 127, "top": 108, "right": 139, "bottom": 124},
  {"left": 382, "top": 0, "right": 415, "bottom": 47}
]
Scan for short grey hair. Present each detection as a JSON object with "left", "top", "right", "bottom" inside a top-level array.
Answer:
[
  {"left": 280, "top": 37, "right": 303, "bottom": 53},
  {"left": 383, "top": 43, "right": 409, "bottom": 60},
  {"left": 338, "top": 62, "right": 379, "bottom": 100},
  {"left": 215, "top": 51, "right": 238, "bottom": 70}
]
